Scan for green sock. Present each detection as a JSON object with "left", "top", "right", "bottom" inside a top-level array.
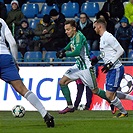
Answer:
[
  {"left": 96, "top": 88, "right": 110, "bottom": 103},
  {"left": 60, "top": 85, "right": 72, "bottom": 105}
]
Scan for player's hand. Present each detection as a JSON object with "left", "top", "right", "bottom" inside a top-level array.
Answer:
[
  {"left": 56, "top": 49, "right": 66, "bottom": 59},
  {"left": 91, "top": 56, "right": 98, "bottom": 66},
  {"left": 101, "top": 62, "right": 113, "bottom": 73}
]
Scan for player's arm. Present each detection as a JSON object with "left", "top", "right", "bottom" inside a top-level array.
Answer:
[
  {"left": 111, "top": 44, "right": 124, "bottom": 63},
  {"left": 57, "top": 41, "right": 83, "bottom": 58},
  {"left": 65, "top": 42, "right": 82, "bottom": 57},
  {"left": 6, "top": 33, "right": 18, "bottom": 61},
  {"left": 101, "top": 37, "right": 124, "bottom": 73},
  {"left": 56, "top": 33, "right": 84, "bottom": 58},
  {"left": 56, "top": 42, "right": 71, "bottom": 58},
  {"left": 108, "top": 37, "right": 124, "bottom": 64},
  {"left": 90, "top": 51, "right": 104, "bottom": 66},
  {"left": 64, "top": 42, "right": 71, "bottom": 51},
  {"left": 65, "top": 34, "right": 84, "bottom": 57},
  {"left": 3, "top": 19, "right": 18, "bottom": 61}
]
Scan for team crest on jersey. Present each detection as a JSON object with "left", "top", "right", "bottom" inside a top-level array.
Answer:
[
  {"left": 100, "top": 51, "right": 105, "bottom": 58},
  {"left": 70, "top": 43, "right": 75, "bottom": 52},
  {"left": 66, "top": 70, "right": 71, "bottom": 74}
]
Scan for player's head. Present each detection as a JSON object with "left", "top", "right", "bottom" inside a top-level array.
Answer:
[
  {"left": 93, "top": 18, "right": 107, "bottom": 35},
  {"left": 64, "top": 19, "right": 77, "bottom": 38}
]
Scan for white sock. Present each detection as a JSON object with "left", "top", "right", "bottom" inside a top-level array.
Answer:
[
  {"left": 111, "top": 97, "right": 127, "bottom": 114},
  {"left": 68, "top": 105, "right": 73, "bottom": 108},
  {"left": 24, "top": 91, "right": 47, "bottom": 118},
  {"left": 125, "top": 94, "right": 133, "bottom": 100},
  {"left": 117, "top": 91, "right": 133, "bottom": 100}
]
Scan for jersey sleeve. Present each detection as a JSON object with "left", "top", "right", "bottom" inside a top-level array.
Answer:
[
  {"left": 65, "top": 34, "right": 84, "bottom": 57},
  {"left": 1, "top": 19, "right": 18, "bottom": 61},
  {"left": 106, "top": 35, "right": 124, "bottom": 63},
  {"left": 1, "top": 19, "right": 11, "bottom": 36}
]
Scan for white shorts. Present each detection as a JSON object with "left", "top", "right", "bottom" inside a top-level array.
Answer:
[{"left": 64, "top": 65, "right": 97, "bottom": 90}]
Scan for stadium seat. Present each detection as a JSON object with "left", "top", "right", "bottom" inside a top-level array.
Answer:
[
  {"left": 62, "top": 57, "right": 76, "bottom": 66},
  {"left": 18, "top": 52, "right": 23, "bottom": 62},
  {"left": 128, "top": 50, "right": 133, "bottom": 60},
  {"left": 29, "top": 19, "right": 40, "bottom": 29},
  {"left": 28, "top": 0, "right": 46, "bottom": 3},
  {"left": 61, "top": 1, "right": 79, "bottom": 18},
  {"left": 91, "top": 51, "right": 101, "bottom": 57},
  {"left": 53, "top": 58, "right": 63, "bottom": 66},
  {"left": 37, "top": 3, "right": 59, "bottom": 18},
  {"left": 5, "top": 4, "right": 11, "bottom": 13},
  {"left": 81, "top": 2, "right": 99, "bottom": 17},
  {"left": 44, "top": 51, "right": 58, "bottom": 66},
  {"left": 24, "top": 51, "right": 42, "bottom": 66},
  {"left": 21, "top": 3, "right": 39, "bottom": 18}
]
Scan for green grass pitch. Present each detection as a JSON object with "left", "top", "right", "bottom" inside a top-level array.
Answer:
[{"left": 0, "top": 110, "right": 133, "bottom": 133}]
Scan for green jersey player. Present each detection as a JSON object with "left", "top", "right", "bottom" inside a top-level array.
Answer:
[{"left": 56, "top": 19, "right": 111, "bottom": 114}]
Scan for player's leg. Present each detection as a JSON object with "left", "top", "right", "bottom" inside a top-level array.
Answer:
[
  {"left": 85, "top": 86, "right": 93, "bottom": 110},
  {"left": 89, "top": 66, "right": 110, "bottom": 103},
  {"left": 74, "top": 83, "right": 84, "bottom": 109},
  {"left": 58, "top": 75, "right": 75, "bottom": 114},
  {"left": 106, "top": 90, "right": 128, "bottom": 117},
  {"left": 1, "top": 55, "right": 54, "bottom": 127},
  {"left": 81, "top": 67, "right": 115, "bottom": 113},
  {"left": 10, "top": 80, "right": 54, "bottom": 127},
  {"left": 116, "top": 91, "right": 133, "bottom": 100},
  {"left": 58, "top": 66, "right": 80, "bottom": 114},
  {"left": 106, "top": 66, "right": 128, "bottom": 117}
]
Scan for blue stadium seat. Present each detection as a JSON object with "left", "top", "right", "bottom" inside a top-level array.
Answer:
[
  {"left": 28, "top": 0, "right": 46, "bottom": 3},
  {"left": 128, "top": 50, "right": 133, "bottom": 59},
  {"left": 81, "top": 2, "right": 99, "bottom": 17},
  {"left": 21, "top": 3, "right": 39, "bottom": 18},
  {"left": 24, "top": 51, "right": 42, "bottom": 66},
  {"left": 61, "top": 1, "right": 79, "bottom": 18},
  {"left": 18, "top": 52, "right": 23, "bottom": 62},
  {"left": 53, "top": 58, "right": 63, "bottom": 66},
  {"left": 37, "top": 3, "right": 59, "bottom": 18},
  {"left": 128, "top": 50, "right": 133, "bottom": 60},
  {"left": 44, "top": 51, "right": 58, "bottom": 66},
  {"left": 29, "top": 19, "right": 40, "bottom": 29},
  {"left": 62, "top": 57, "right": 76, "bottom": 66},
  {"left": 91, "top": 51, "right": 101, "bottom": 57},
  {"left": 5, "top": 4, "right": 11, "bottom": 13}
]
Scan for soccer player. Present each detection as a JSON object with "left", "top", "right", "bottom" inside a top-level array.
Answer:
[
  {"left": 56, "top": 19, "right": 112, "bottom": 114},
  {"left": 0, "top": 18, "right": 54, "bottom": 127},
  {"left": 92, "top": 18, "right": 128, "bottom": 117}
]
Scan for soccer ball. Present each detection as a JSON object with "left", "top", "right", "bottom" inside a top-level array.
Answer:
[
  {"left": 78, "top": 104, "right": 85, "bottom": 110},
  {"left": 12, "top": 105, "right": 25, "bottom": 118},
  {"left": 119, "top": 74, "right": 133, "bottom": 94}
]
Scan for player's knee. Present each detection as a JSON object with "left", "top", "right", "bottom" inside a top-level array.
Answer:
[{"left": 59, "top": 79, "right": 65, "bottom": 86}]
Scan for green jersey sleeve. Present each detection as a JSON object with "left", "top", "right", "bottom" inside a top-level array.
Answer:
[{"left": 65, "top": 31, "right": 84, "bottom": 57}]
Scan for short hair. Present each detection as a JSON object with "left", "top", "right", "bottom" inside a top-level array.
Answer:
[
  {"left": 65, "top": 19, "right": 77, "bottom": 28},
  {"left": 95, "top": 18, "right": 107, "bottom": 27}
]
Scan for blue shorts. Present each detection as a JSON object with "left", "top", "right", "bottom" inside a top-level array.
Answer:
[
  {"left": 106, "top": 65, "right": 124, "bottom": 92},
  {"left": 0, "top": 54, "right": 21, "bottom": 83}
]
